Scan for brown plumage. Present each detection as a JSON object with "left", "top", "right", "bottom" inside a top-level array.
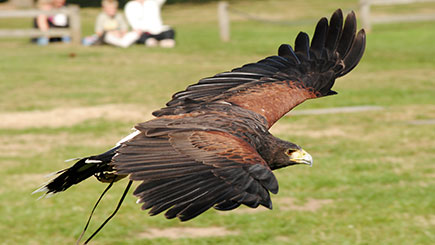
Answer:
[{"left": 36, "top": 9, "right": 366, "bottom": 224}]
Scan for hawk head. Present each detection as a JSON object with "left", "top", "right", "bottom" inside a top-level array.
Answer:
[{"left": 270, "top": 141, "right": 313, "bottom": 170}]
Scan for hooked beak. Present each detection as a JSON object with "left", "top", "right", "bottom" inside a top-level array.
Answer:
[{"left": 289, "top": 149, "right": 313, "bottom": 167}]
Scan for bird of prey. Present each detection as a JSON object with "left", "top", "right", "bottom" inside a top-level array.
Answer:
[{"left": 35, "top": 7, "right": 365, "bottom": 238}]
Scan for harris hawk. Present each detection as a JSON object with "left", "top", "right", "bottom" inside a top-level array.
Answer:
[{"left": 35, "top": 8, "right": 365, "bottom": 239}]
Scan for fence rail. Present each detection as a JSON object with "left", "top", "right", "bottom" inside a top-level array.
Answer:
[
  {"left": 217, "top": 1, "right": 434, "bottom": 41},
  {"left": 0, "top": 5, "right": 81, "bottom": 44},
  {"left": 360, "top": 0, "right": 435, "bottom": 31}
]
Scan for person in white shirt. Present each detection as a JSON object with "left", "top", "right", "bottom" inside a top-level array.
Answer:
[{"left": 124, "top": 0, "right": 175, "bottom": 48}]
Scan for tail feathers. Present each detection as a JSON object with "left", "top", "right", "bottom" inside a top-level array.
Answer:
[
  {"left": 34, "top": 147, "right": 120, "bottom": 196},
  {"left": 39, "top": 157, "right": 106, "bottom": 194}
]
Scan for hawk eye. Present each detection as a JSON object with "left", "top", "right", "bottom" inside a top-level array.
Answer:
[{"left": 286, "top": 149, "right": 295, "bottom": 155}]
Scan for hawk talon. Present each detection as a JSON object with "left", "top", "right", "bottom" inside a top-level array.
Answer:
[{"left": 94, "top": 172, "right": 126, "bottom": 183}]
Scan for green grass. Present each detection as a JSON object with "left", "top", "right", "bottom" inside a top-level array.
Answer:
[{"left": 0, "top": 1, "right": 434, "bottom": 244}]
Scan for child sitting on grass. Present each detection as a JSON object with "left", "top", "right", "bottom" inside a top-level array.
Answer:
[{"left": 86, "top": 0, "right": 139, "bottom": 48}]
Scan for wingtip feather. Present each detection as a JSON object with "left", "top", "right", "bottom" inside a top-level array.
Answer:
[
  {"left": 325, "top": 9, "right": 344, "bottom": 52},
  {"left": 310, "top": 17, "right": 329, "bottom": 54},
  {"left": 339, "top": 28, "right": 366, "bottom": 77},
  {"left": 294, "top": 32, "right": 310, "bottom": 59},
  {"left": 278, "top": 44, "right": 301, "bottom": 64}
]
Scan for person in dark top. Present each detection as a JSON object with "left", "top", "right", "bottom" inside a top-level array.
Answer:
[
  {"left": 124, "top": 0, "right": 175, "bottom": 48},
  {"left": 33, "top": 0, "right": 70, "bottom": 45}
]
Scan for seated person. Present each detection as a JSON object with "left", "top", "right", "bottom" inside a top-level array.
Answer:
[
  {"left": 33, "top": 0, "right": 70, "bottom": 45},
  {"left": 124, "top": 0, "right": 175, "bottom": 48},
  {"left": 92, "top": 0, "right": 139, "bottom": 48}
]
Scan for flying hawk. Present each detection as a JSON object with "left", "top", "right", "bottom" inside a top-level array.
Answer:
[{"left": 36, "top": 7, "right": 365, "bottom": 234}]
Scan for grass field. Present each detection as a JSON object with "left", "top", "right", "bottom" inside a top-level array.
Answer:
[{"left": 0, "top": 0, "right": 434, "bottom": 244}]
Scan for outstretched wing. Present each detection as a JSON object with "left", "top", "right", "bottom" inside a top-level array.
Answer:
[
  {"left": 112, "top": 130, "right": 278, "bottom": 221},
  {"left": 153, "top": 9, "right": 366, "bottom": 127}
]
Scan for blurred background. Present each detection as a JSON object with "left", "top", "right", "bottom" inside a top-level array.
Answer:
[{"left": 0, "top": 0, "right": 434, "bottom": 244}]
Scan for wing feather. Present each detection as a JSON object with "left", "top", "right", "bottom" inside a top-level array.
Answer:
[
  {"left": 310, "top": 17, "right": 329, "bottom": 57},
  {"left": 325, "top": 9, "right": 343, "bottom": 53},
  {"left": 153, "top": 9, "right": 366, "bottom": 128},
  {"left": 112, "top": 130, "right": 278, "bottom": 221},
  {"left": 294, "top": 32, "right": 310, "bottom": 59},
  {"left": 337, "top": 11, "right": 357, "bottom": 59},
  {"left": 339, "top": 29, "right": 366, "bottom": 76}
]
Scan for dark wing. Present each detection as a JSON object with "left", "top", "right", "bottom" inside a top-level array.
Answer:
[
  {"left": 153, "top": 9, "right": 366, "bottom": 127},
  {"left": 112, "top": 130, "right": 278, "bottom": 221}
]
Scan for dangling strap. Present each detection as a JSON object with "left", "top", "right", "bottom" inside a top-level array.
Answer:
[
  {"left": 83, "top": 180, "right": 133, "bottom": 244},
  {"left": 76, "top": 177, "right": 117, "bottom": 245}
]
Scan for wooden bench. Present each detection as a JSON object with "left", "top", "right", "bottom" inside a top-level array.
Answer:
[{"left": 0, "top": 5, "right": 81, "bottom": 44}]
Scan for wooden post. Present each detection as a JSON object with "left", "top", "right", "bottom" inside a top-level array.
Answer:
[
  {"left": 68, "top": 5, "right": 81, "bottom": 45},
  {"left": 360, "top": 0, "right": 371, "bottom": 31},
  {"left": 218, "top": 1, "right": 230, "bottom": 42}
]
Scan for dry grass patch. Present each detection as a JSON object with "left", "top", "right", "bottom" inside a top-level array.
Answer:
[
  {"left": 219, "top": 205, "right": 269, "bottom": 215},
  {"left": 0, "top": 104, "right": 154, "bottom": 129},
  {"left": 0, "top": 133, "right": 70, "bottom": 157},
  {"left": 381, "top": 105, "right": 435, "bottom": 123},
  {"left": 138, "top": 227, "right": 239, "bottom": 239},
  {"left": 424, "top": 173, "right": 435, "bottom": 178},
  {"left": 270, "top": 123, "right": 348, "bottom": 138},
  {"left": 6, "top": 173, "right": 48, "bottom": 190},
  {"left": 1, "top": 132, "right": 126, "bottom": 157},
  {"left": 219, "top": 197, "right": 333, "bottom": 215},
  {"left": 278, "top": 197, "right": 333, "bottom": 212},
  {"left": 415, "top": 215, "right": 435, "bottom": 227},
  {"left": 275, "top": 236, "right": 290, "bottom": 242}
]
